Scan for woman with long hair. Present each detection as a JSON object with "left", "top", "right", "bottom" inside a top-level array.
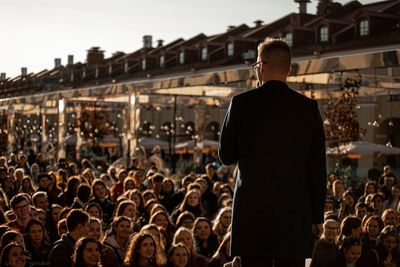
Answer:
[
  {"left": 193, "top": 217, "right": 219, "bottom": 259},
  {"left": 0, "top": 242, "right": 27, "bottom": 267},
  {"left": 329, "top": 237, "right": 362, "bottom": 267},
  {"left": 123, "top": 232, "right": 163, "bottom": 267},
  {"left": 338, "top": 216, "right": 362, "bottom": 246},
  {"left": 149, "top": 210, "right": 176, "bottom": 249},
  {"left": 85, "top": 202, "right": 104, "bottom": 222},
  {"left": 360, "top": 215, "right": 384, "bottom": 252},
  {"left": 19, "top": 176, "right": 36, "bottom": 196},
  {"left": 170, "top": 190, "right": 206, "bottom": 224},
  {"left": 212, "top": 207, "right": 232, "bottom": 243},
  {"left": 173, "top": 227, "right": 208, "bottom": 267},
  {"left": 209, "top": 232, "right": 233, "bottom": 267},
  {"left": 24, "top": 219, "right": 51, "bottom": 267},
  {"left": 102, "top": 216, "right": 132, "bottom": 265},
  {"left": 58, "top": 176, "right": 80, "bottom": 207},
  {"left": 72, "top": 237, "right": 102, "bottom": 267},
  {"left": 166, "top": 242, "right": 189, "bottom": 267},
  {"left": 90, "top": 179, "right": 115, "bottom": 224}
]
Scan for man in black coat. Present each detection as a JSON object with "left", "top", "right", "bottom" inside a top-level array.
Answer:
[{"left": 219, "top": 38, "right": 327, "bottom": 267}]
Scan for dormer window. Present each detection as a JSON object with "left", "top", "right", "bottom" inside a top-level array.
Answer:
[
  {"left": 201, "top": 47, "right": 208, "bottom": 61},
  {"left": 227, "top": 43, "right": 234, "bottom": 56},
  {"left": 179, "top": 51, "right": 185, "bottom": 64},
  {"left": 359, "top": 19, "right": 369, "bottom": 36},
  {"left": 285, "top": 32, "right": 293, "bottom": 47},
  {"left": 160, "top": 55, "right": 165, "bottom": 68},
  {"left": 319, "top": 26, "right": 329, "bottom": 42},
  {"left": 141, "top": 59, "right": 146, "bottom": 70}
]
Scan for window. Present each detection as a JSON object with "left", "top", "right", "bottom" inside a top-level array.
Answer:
[
  {"left": 285, "top": 32, "right": 293, "bottom": 47},
  {"left": 160, "top": 55, "right": 165, "bottom": 68},
  {"left": 227, "top": 43, "right": 234, "bottom": 56},
  {"left": 359, "top": 20, "right": 369, "bottom": 36},
  {"left": 179, "top": 51, "right": 185, "bottom": 64},
  {"left": 320, "top": 26, "right": 329, "bottom": 42},
  {"left": 124, "top": 62, "right": 129, "bottom": 73},
  {"left": 108, "top": 65, "right": 112, "bottom": 74},
  {"left": 201, "top": 47, "right": 208, "bottom": 61},
  {"left": 141, "top": 59, "right": 146, "bottom": 70}
]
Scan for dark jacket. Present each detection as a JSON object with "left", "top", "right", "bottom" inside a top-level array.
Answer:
[
  {"left": 219, "top": 80, "right": 327, "bottom": 259},
  {"left": 48, "top": 233, "right": 76, "bottom": 267},
  {"left": 26, "top": 240, "right": 52, "bottom": 267}
]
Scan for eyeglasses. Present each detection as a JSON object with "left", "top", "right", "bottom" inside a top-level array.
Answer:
[
  {"left": 15, "top": 203, "right": 29, "bottom": 210},
  {"left": 252, "top": 60, "right": 267, "bottom": 70}
]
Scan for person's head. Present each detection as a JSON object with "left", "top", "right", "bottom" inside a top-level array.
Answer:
[
  {"left": 340, "top": 216, "right": 362, "bottom": 239},
  {"left": 332, "top": 180, "right": 345, "bottom": 198},
  {"left": 109, "top": 216, "right": 132, "bottom": 241},
  {"left": 10, "top": 194, "right": 31, "bottom": 221},
  {"left": 371, "top": 193, "right": 384, "bottom": 211},
  {"left": 364, "top": 215, "right": 384, "bottom": 239},
  {"left": 1, "top": 230, "right": 25, "bottom": 249},
  {"left": 37, "top": 173, "right": 52, "bottom": 189},
  {"left": 355, "top": 202, "right": 368, "bottom": 220},
  {"left": 391, "top": 184, "right": 400, "bottom": 200},
  {"left": 66, "top": 209, "right": 90, "bottom": 238},
  {"left": 322, "top": 219, "right": 339, "bottom": 243},
  {"left": 181, "top": 189, "right": 201, "bottom": 210},
  {"left": 77, "top": 184, "right": 92, "bottom": 204},
  {"left": 382, "top": 208, "right": 398, "bottom": 227},
  {"left": 92, "top": 179, "right": 108, "bottom": 201},
  {"left": 21, "top": 176, "right": 34, "bottom": 192},
  {"left": 129, "top": 189, "right": 144, "bottom": 211},
  {"left": 150, "top": 173, "right": 164, "bottom": 193},
  {"left": 117, "top": 169, "right": 128, "bottom": 183},
  {"left": 173, "top": 227, "right": 195, "bottom": 255},
  {"left": 149, "top": 210, "right": 171, "bottom": 230},
  {"left": 0, "top": 242, "right": 26, "bottom": 267},
  {"left": 14, "top": 168, "right": 24, "bottom": 181},
  {"left": 124, "top": 232, "right": 157, "bottom": 266},
  {"left": 123, "top": 177, "right": 136, "bottom": 192},
  {"left": 181, "top": 175, "right": 194, "bottom": 191},
  {"left": 377, "top": 226, "right": 400, "bottom": 254},
  {"left": 364, "top": 181, "right": 377, "bottom": 196},
  {"left": 214, "top": 206, "right": 232, "bottom": 229},
  {"left": 142, "top": 190, "right": 157, "bottom": 204},
  {"left": 167, "top": 242, "right": 189, "bottom": 267},
  {"left": 176, "top": 211, "right": 196, "bottom": 230},
  {"left": 339, "top": 237, "right": 362, "bottom": 264},
  {"left": 87, "top": 217, "right": 103, "bottom": 241},
  {"left": 58, "top": 218, "right": 68, "bottom": 237},
  {"left": 254, "top": 37, "right": 291, "bottom": 84},
  {"left": 116, "top": 200, "right": 137, "bottom": 220},
  {"left": 26, "top": 219, "right": 46, "bottom": 246},
  {"left": 84, "top": 202, "right": 103, "bottom": 221},
  {"left": 383, "top": 175, "right": 396, "bottom": 188},
  {"left": 72, "top": 236, "right": 101, "bottom": 267},
  {"left": 65, "top": 177, "right": 80, "bottom": 195},
  {"left": 205, "top": 163, "right": 217, "bottom": 178},
  {"left": 193, "top": 217, "right": 213, "bottom": 242},
  {"left": 324, "top": 199, "right": 336, "bottom": 213},
  {"left": 36, "top": 209, "right": 47, "bottom": 226},
  {"left": 162, "top": 178, "right": 175, "bottom": 195},
  {"left": 32, "top": 191, "right": 49, "bottom": 211}
]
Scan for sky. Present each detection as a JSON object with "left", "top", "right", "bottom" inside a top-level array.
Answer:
[{"left": 1, "top": 0, "right": 377, "bottom": 78}]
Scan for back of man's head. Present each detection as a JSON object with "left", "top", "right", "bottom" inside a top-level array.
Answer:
[
  {"left": 258, "top": 37, "right": 291, "bottom": 75},
  {"left": 66, "top": 209, "right": 89, "bottom": 233}
]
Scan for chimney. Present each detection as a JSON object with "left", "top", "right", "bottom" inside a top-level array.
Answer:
[
  {"left": 254, "top": 20, "right": 264, "bottom": 27},
  {"left": 86, "top": 47, "right": 104, "bottom": 66},
  {"left": 227, "top": 25, "right": 236, "bottom": 31},
  {"left": 143, "top": 35, "right": 153, "bottom": 48},
  {"left": 21, "top": 67, "right": 27, "bottom": 77},
  {"left": 54, "top": 58, "right": 62, "bottom": 68},
  {"left": 0, "top": 73, "right": 6, "bottom": 80},
  {"left": 157, "top": 39, "right": 164, "bottom": 48},
  {"left": 68, "top": 55, "right": 74, "bottom": 65},
  {"left": 295, "top": 0, "right": 311, "bottom": 14}
]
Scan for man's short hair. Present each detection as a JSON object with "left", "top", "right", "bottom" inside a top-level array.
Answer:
[
  {"left": 257, "top": 37, "right": 291, "bottom": 74},
  {"left": 10, "top": 194, "right": 28, "bottom": 210},
  {"left": 77, "top": 184, "right": 91, "bottom": 203},
  {"left": 66, "top": 209, "right": 89, "bottom": 232},
  {"left": 32, "top": 191, "right": 47, "bottom": 206}
]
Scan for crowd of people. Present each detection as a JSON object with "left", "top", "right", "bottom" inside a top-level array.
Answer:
[
  {"left": 0, "top": 151, "right": 235, "bottom": 267},
  {"left": 0, "top": 148, "right": 399, "bottom": 267}
]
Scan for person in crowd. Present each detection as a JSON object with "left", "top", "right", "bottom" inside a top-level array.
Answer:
[
  {"left": 123, "top": 177, "right": 136, "bottom": 193},
  {"left": 381, "top": 175, "right": 396, "bottom": 201},
  {"left": 0, "top": 242, "right": 27, "bottom": 267},
  {"left": 175, "top": 211, "right": 195, "bottom": 230},
  {"left": 338, "top": 216, "right": 362, "bottom": 245},
  {"left": 371, "top": 193, "right": 385, "bottom": 216},
  {"left": 173, "top": 227, "right": 208, "bottom": 267},
  {"left": 19, "top": 175, "right": 36, "bottom": 196},
  {"left": 159, "top": 178, "right": 175, "bottom": 209},
  {"left": 47, "top": 204, "right": 62, "bottom": 243},
  {"left": 355, "top": 202, "right": 368, "bottom": 221},
  {"left": 362, "top": 225, "right": 400, "bottom": 266},
  {"left": 358, "top": 181, "right": 378, "bottom": 204},
  {"left": 30, "top": 163, "right": 40, "bottom": 184},
  {"left": 36, "top": 173, "right": 59, "bottom": 205},
  {"left": 2, "top": 175, "right": 16, "bottom": 201},
  {"left": 24, "top": 219, "right": 51, "bottom": 267},
  {"left": 192, "top": 217, "right": 219, "bottom": 259},
  {"left": 110, "top": 169, "right": 128, "bottom": 203},
  {"left": 166, "top": 242, "right": 190, "bottom": 267},
  {"left": 194, "top": 177, "right": 218, "bottom": 220},
  {"left": 59, "top": 176, "right": 80, "bottom": 207},
  {"left": 328, "top": 237, "right": 362, "bottom": 267},
  {"left": 49, "top": 209, "right": 90, "bottom": 267},
  {"left": 128, "top": 189, "right": 145, "bottom": 216},
  {"left": 1, "top": 230, "right": 25, "bottom": 250},
  {"left": 100, "top": 173, "right": 115, "bottom": 189},
  {"left": 382, "top": 208, "right": 398, "bottom": 228},
  {"left": 338, "top": 190, "right": 355, "bottom": 220},
  {"left": 141, "top": 224, "right": 168, "bottom": 265},
  {"left": 149, "top": 210, "right": 176, "bottom": 248},
  {"left": 102, "top": 216, "right": 132, "bottom": 264},
  {"left": 115, "top": 200, "right": 137, "bottom": 221},
  {"left": 170, "top": 189, "right": 205, "bottom": 224},
  {"left": 311, "top": 219, "right": 339, "bottom": 267},
  {"left": 72, "top": 184, "right": 92, "bottom": 209},
  {"left": 57, "top": 218, "right": 68, "bottom": 237},
  {"left": 90, "top": 179, "right": 115, "bottom": 224},
  {"left": 123, "top": 232, "right": 163, "bottom": 267},
  {"left": 212, "top": 207, "right": 232, "bottom": 243},
  {"left": 85, "top": 202, "right": 103, "bottom": 222},
  {"left": 166, "top": 175, "right": 194, "bottom": 214},
  {"left": 209, "top": 232, "right": 233, "bottom": 267},
  {"left": 36, "top": 208, "right": 47, "bottom": 227},
  {"left": 32, "top": 191, "right": 49, "bottom": 211},
  {"left": 384, "top": 184, "right": 400, "bottom": 211},
  {"left": 72, "top": 236, "right": 102, "bottom": 267},
  {"left": 360, "top": 215, "right": 384, "bottom": 252},
  {"left": 8, "top": 194, "right": 31, "bottom": 233}
]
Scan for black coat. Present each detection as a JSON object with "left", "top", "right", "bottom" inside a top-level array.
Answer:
[{"left": 219, "top": 80, "right": 327, "bottom": 259}]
